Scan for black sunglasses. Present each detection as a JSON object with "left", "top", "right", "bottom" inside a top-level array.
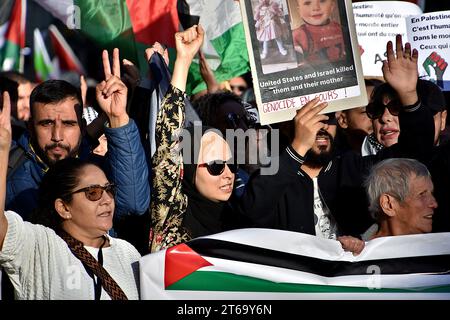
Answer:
[
  {"left": 198, "top": 160, "right": 239, "bottom": 176},
  {"left": 68, "top": 183, "right": 116, "bottom": 201},
  {"left": 230, "top": 85, "right": 247, "bottom": 92},
  {"left": 366, "top": 101, "right": 401, "bottom": 120}
]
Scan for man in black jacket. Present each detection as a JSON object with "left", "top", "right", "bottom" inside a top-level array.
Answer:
[{"left": 240, "top": 35, "right": 435, "bottom": 238}]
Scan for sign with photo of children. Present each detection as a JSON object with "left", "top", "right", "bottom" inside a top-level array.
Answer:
[{"left": 239, "top": 0, "right": 367, "bottom": 125}]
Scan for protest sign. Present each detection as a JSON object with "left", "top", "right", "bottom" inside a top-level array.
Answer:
[
  {"left": 406, "top": 11, "right": 450, "bottom": 91},
  {"left": 353, "top": 1, "right": 423, "bottom": 78},
  {"left": 239, "top": 0, "right": 367, "bottom": 125}
]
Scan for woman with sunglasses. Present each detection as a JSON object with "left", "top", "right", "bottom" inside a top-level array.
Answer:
[
  {"left": 0, "top": 93, "right": 140, "bottom": 299},
  {"left": 149, "top": 25, "right": 240, "bottom": 253},
  {"left": 361, "top": 83, "right": 402, "bottom": 156}
]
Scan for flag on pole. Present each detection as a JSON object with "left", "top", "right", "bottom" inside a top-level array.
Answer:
[
  {"left": 48, "top": 24, "right": 85, "bottom": 75},
  {"left": 178, "top": 0, "right": 250, "bottom": 94},
  {"left": 33, "top": 0, "right": 179, "bottom": 75},
  {"left": 140, "top": 229, "right": 450, "bottom": 300},
  {"left": 0, "top": 1, "right": 15, "bottom": 49},
  {"left": 33, "top": 28, "right": 59, "bottom": 82},
  {"left": 0, "top": 0, "right": 26, "bottom": 72}
]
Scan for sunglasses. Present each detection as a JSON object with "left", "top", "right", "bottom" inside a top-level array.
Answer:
[
  {"left": 198, "top": 160, "right": 239, "bottom": 176},
  {"left": 69, "top": 183, "right": 116, "bottom": 201},
  {"left": 230, "top": 85, "right": 247, "bottom": 92},
  {"left": 366, "top": 101, "right": 401, "bottom": 120}
]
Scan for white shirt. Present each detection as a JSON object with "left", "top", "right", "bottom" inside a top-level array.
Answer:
[
  {"left": 0, "top": 211, "right": 141, "bottom": 300},
  {"left": 312, "top": 178, "right": 337, "bottom": 240}
]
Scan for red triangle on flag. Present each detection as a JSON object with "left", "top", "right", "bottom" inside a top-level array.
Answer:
[
  {"left": 5, "top": 0, "right": 25, "bottom": 47},
  {"left": 164, "top": 243, "right": 213, "bottom": 288}
]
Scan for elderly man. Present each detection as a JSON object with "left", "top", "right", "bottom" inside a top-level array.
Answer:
[{"left": 362, "top": 158, "right": 437, "bottom": 240}]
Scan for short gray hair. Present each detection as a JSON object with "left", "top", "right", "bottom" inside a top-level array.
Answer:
[{"left": 364, "top": 158, "right": 431, "bottom": 219}]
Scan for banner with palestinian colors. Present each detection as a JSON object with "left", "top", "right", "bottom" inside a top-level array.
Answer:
[{"left": 140, "top": 229, "right": 450, "bottom": 300}]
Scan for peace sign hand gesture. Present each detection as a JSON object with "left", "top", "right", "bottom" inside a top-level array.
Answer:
[{"left": 96, "top": 48, "right": 129, "bottom": 128}]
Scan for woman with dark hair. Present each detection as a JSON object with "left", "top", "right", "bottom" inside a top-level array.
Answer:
[
  {"left": 0, "top": 93, "right": 140, "bottom": 300},
  {"left": 149, "top": 25, "right": 239, "bottom": 252}
]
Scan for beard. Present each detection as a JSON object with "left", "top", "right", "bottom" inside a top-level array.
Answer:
[
  {"left": 304, "top": 130, "right": 335, "bottom": 168},
  {"left": 32, "top": 136, "right": 81, "bottom": 166}
]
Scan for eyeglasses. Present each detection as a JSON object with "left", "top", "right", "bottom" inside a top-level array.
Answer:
[
  {"left": 198, "top": 160, "right": 239, "bottom": 176},
  {"left": 69, "top": 183, "right": 116, "bottom": 201},
  {"left": 230, "top": 85, "right": 247, "bottom": 92},
  {"left": 366, "top": 101, "right": 401, "bottom": 120}
]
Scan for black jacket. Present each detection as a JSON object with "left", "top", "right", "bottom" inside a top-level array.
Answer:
[
  {"left": 240, "top": 103, "right": 435, "bottom": 237},
  {"left": 428, "top": 142, "right": 450, "bottom": 232}
]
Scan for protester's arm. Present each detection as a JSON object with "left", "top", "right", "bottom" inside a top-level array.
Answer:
[
  {"left": 96, "top": 48, "right": 150, "bottom": 216},
  {"left": 382, "top": 34, "right": 419, "bottom": 107},
  {"left": 0, "top": 92, "right": 12, "bottom": 250},
  {"left": 199, "top": 50, "right": 220, "bottom": 93},
  {"left": 337, "top": 236, "right": 365, "bottom": 256},
  {"left": 150, "top": 25, "right": 205, "bottom": 252}
]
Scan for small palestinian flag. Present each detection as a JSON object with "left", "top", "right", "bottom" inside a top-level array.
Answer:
[
  {"left": 0, "top": 0, "right": 26, "bottom": 72},
  {"left": 140, "top": 229, "right": 450, "bottom": 300},
  {"left": 48, "top": 24, "right": 85, "bottom": 75}
]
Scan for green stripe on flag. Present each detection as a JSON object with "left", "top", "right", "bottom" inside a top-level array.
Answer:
[
  {"left": 73, "top": 0, "right": 139, "bottom": 67},
  {"left": 0, "top": 39, "right": 20, "bottom": 70},
  {"left": 167, "top": 271, "right": 450, "bottom": 294},
  {"left": 187, "top": 22, "right": 250, "bottom": 95}
]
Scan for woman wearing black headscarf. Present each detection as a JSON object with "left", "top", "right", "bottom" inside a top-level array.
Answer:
[{"left": 149, "top": 25, "right": 238, "bottom": 252}]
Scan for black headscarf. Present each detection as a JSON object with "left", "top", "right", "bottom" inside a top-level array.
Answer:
[{"left": 181, "top": 126, "right": 231, "bottom": 238}]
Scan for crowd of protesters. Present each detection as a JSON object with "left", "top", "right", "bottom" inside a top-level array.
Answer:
[{"left": 0, "top": 20, "right": 448, "bottom": 300}]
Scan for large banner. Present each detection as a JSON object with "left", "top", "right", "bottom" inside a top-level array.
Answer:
[
  {"left": 239, "top": 0, "right": 367, "bottom": 125},
  {"left": 140, "top": 229, "right": 450, "bottom": 300}
]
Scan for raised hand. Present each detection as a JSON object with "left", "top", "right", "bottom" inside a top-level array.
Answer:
[
  {"left": 382, "top": 34, "right": 419, "bottom": 106},
  {"left": 171, "top": 25, "right": 205, "bottom": 91},
  {"left": 145, "top": 42, "right": 169, "bottom": 66},
  {"left": 291, "top": 97, "right": 329, "bottom": 157},
  {"left": 96, "top": 48, "right": 129, "bottom": 128},
  {"left": 174, "top": 25, "right": 205, "bottom": 62},
  {"left": 199, "top": 50, "right": 219, "bottom": 93},
  {"left": 0, "top": 92, "right": 12, "bottom": 152}
]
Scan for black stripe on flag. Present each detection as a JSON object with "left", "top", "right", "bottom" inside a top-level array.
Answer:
[
  {"left": 177, "top": 0, "right": 200, "bottom": 30},
  {"left": 188, "top": 238, "right": 450, "bottom": 277}
]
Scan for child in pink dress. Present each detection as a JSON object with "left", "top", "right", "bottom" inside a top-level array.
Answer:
[{"left": 254, "top": 0, "right": 288, "bottom": 59}]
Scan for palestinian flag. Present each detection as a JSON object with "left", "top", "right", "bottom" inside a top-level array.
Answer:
[
  {"left": 0, "top": 1, "right": 15, "bottom": 49},
  {"left": 33, "top": 28, "right": 59, "bottom": 82},
  {"left": 178, "top": 0, "right": 250, "bottom": 94},
  {"left": 33, "top": 0, "right": 179, "bottom": 74},
  {"left": 140, "top": 229, "right": 450, "bottom": 300},
  {"left": 48, "top": 24, "right": 85, "bottom": 75},
  {"left": 0, "top": 0, "right": 26, "bottom": 72}
]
